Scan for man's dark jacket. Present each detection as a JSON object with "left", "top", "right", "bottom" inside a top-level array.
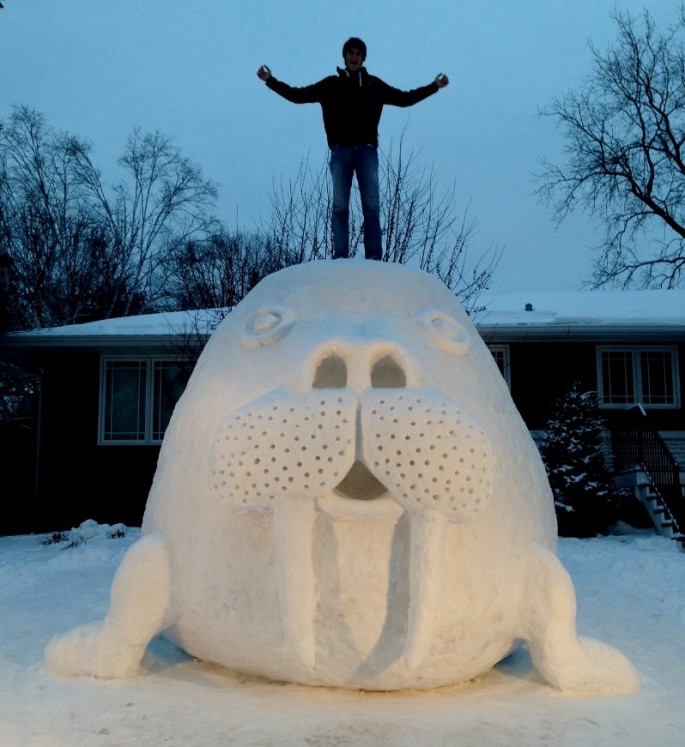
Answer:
[{"left": 266, "top": 67, "right": 439, "bottom": 148}]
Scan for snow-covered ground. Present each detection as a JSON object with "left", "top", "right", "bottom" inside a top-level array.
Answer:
[{"left": 1, "top": 522, "right": 683, "bottom": 746}]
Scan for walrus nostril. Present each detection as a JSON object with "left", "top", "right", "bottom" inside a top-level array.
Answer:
[
  {"left": 313, "top": 354, "right": 347, "bottom": 389},
  {"left": 371, "top": 355, "right": 406, "bottom": 388}
]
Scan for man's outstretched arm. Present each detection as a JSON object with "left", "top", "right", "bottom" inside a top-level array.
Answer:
[
  {"left": 379, "top": 73, "right": 450, "bottom": 108},
  {"left": 256, "top": 65, "right": 325, "bottom": 104}
]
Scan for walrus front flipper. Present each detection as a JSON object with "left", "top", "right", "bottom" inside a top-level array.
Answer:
[
  {"left": 44, "top": 532, "right": 172, "bottom": 679},
  {"left": 520, "top": 545, "right": 639, "bottom": 695}
]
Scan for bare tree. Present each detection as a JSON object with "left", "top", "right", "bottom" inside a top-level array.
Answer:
[
  {"left": 0, "top": 106, "right": 107, "bottom": 327},
  {"left": 264, "top": 156, "right": 333, "bottom": 265},
  {"left": 0, "top": 107, "right": 219, "bottom": 329},
  {"left": 71, "top": 127, "right": 219, "bottom": 315},
  {"left": 165, "top": 230, "right": 283, "bottom": 311},
  {"left": 263, "top": 138, "right": 499, "bottom": 310},
  {"left": 537, "top": 7, "right": 685, "bottom": 289},
  {"left": 380, "top": 141, "right": 497, "bottom": 310}
]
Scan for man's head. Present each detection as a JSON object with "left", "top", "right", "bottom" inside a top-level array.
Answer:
[{"left": 342, "top": 37, "right": 366, "bottom": 72}]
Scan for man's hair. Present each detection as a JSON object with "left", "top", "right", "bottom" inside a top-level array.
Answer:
[{"left": 342, "top": 37, "right": 367, "bottom": 60}]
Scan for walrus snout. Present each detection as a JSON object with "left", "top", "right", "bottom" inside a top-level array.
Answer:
[
  {"left": 210, "top": 382, "right": 495, "bottom": 669},
  {"left": 312, "top": 343, "right": 408, "bottom": 502},
  {"left": 211, "top": 386, "right": 493, "bottom": 521}
]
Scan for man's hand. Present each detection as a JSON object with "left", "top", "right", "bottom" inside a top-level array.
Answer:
[
  {"left": 434, "top": 73, "right": 449, "bottom": 89},
  {"left": 257, "top": 65, "right": 272, "bottom": 82}
]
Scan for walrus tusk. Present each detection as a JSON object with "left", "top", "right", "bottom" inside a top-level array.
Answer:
[
  {"left": 273, "top": 497, "right": 318, "bottom": 668},
  {"left": 404, "top": 508, "right": 448, "bottom": 670}
]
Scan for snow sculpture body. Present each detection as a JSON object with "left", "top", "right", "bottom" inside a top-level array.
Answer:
[{"left": 45, "top": 261, "right": 638, "bottom": 694}]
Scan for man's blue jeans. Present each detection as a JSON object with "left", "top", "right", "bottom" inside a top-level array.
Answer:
[{"left": 329, "top": 145, "right": 382, "bottom": 260}]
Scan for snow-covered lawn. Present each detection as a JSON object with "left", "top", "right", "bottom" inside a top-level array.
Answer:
[{"left": 0, "top": 524, "right": 683, "bottom": 747}]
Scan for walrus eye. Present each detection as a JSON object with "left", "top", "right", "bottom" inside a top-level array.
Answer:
[
  {"left": 253, "top": 311, "right": 281, "bottom": 333},
  {"left": 241, "top": 305, "right": 294, "bottom": 349},
  {"left": 419, "top": 309, "right": 470, "bottom": 355}
]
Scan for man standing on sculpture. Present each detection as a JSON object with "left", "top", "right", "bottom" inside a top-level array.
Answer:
[{"left": 257, "top": 37, "right": 449, "bottom": 260}]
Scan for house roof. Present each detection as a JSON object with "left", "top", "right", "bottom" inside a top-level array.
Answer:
[
  {"left": 2, "top": 290, "right": 684, "bottom": 348},
  {"left": 0, "top": 309, "right": 226, "bottom": 350},
  {"left": 474, "top": 290, "right": 685, "bottom": 341}
]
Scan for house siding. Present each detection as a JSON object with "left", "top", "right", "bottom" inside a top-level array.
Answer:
[
  {"left": 508, "top": 339, "right": 685, "bottom": 432},
  {"left": 507, "top": 341, "right": 601, "bottom": 428},
  {"left": 10, "top": 350, "right": 160, "bottom": 533}
]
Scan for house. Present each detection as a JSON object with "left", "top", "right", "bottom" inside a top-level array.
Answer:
[{"left": 1, "top": 289, "right": 683, "bottom": 537}]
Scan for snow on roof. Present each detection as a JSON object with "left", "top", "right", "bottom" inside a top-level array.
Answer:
[
  {"left": 4, "top": 308, "right": 226, "bottom": 340},
  {"left": 3, "top": 289, "right": 684, "bottom": 343},
  {"left": 474, "top": 290, "right": 685, "bottom": 329}
]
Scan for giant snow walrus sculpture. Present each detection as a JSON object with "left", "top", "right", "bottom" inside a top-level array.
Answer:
[{"left": 45, "top": 261, "right": 639, "bottom": 694}]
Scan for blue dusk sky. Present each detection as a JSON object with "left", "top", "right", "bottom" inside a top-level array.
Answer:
[{"left": 0, "top": 1, "right": 672, "bottom": 293}]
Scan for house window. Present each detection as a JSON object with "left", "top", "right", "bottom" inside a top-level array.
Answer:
[
  {"left": 597, "top": 346, "right": 680, "bottom": 409},
  {"left": 100, "top": 357, "right": 192, "bottom": 444},
  {"left": 488, "top": 345, "right": 511, "bottom": 389}
]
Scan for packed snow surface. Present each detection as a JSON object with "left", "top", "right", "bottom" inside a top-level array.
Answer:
[{"left": 0, "top": 523, "right": 683, "bottom": 746}]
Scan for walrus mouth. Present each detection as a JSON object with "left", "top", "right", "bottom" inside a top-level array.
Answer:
[
  {"left": 211, "top": 387, "right": 494, "bottom": 672},
  {"left": 334, "top": 460, "right": 388, "bottom": 500}
]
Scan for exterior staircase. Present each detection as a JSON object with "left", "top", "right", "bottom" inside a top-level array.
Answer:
[{"left": 611, "top": 405, "right": 685, "bottom": 551}]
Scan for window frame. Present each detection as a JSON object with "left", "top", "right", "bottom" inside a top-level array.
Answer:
[
  {"left": 596, "top": 345, "right": 680, "bottom": 410},
  {"left": 99, "top": 356, "right": 191, "bottom": 445},
  {"left": 488, "top": 344, "right": 511, "bottom": 390}
]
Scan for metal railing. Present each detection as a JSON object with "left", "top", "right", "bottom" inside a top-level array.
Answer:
[{"left": 611, "top": 405, "right": 684, "bottom": 530}]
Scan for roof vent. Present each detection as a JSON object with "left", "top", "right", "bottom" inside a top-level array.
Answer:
[{"left": 524, "top": 303, "right": 534, "bottom": 312}]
